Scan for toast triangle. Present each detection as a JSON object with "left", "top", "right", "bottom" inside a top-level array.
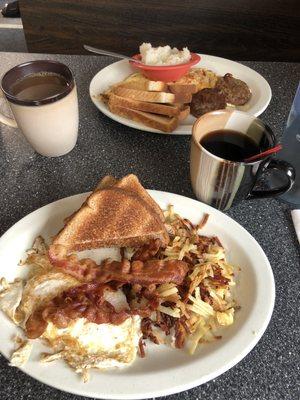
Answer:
[
  {"left": 96, "top": 174, "right": 165, "bottom": 222},
  {"left": 53, "top": 185, "right": 168, "bottom": 252}
]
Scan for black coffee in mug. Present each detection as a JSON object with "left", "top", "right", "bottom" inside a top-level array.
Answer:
[
  {"left": 200, "top": 129, "right": 260, "bottom": 162},
  {"left": 11, "top": 72, "right": 69, "bottom": 102},
  {"left": 191, "top": 110, "right": 295, "bottom": 211}
]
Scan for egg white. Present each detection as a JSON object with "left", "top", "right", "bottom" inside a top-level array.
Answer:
[
  {"left": 0, "top": 279, "right": 23, "bottom": 323},
  {"left": 43, "top": 315, "right": 141, "bottom": 371},
  {"left": 0, "top": 270, "right": 142, "bottom": 374}
]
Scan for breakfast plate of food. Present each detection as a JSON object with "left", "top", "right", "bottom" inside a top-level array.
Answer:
[
  {"left": 90, "top": 44, "right": 272, "bottom": 135},
  {"left": 0, "top": 174, "right": 275, "bottom": 399}
]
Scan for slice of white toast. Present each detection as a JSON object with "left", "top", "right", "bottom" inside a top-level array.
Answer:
[
  {"left": 109, "top": 103, "right": 179, "bottom": 132},
  {"left": 119, "top": 73, "right": 167, "bottom": 92},
  {"left": 109, "top": 93, "right": 180, "bottom": 117},
  {"left": 113, "top": 86, "right": 175, "bottom": 104}
]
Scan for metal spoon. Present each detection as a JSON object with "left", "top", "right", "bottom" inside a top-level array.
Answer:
[{"left": 83, "top": 45, "right": 143, "bottom": 64}]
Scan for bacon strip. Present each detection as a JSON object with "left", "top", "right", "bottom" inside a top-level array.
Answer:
[
  {"left": 98, "top": 259, "right": 188, "bottom": 286},
  {"left": 48, "top": 244, "right": 188, "bottom": 286},
  {"left": 141, "top": 317, "right": 160, "bottom": 344},
  {"left": 132, "top": 239, "right": 161, "bottom": 261},
  {"left": 35, "top": 246, "right": 189, "bottom": 340},
  {"left": 48, "top": 245, "right": 99, "bottom": 281}
]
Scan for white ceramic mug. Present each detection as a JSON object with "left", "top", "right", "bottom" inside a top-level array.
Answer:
[{"left": 0, "top": 60, "right": 78, "bottom": 157}]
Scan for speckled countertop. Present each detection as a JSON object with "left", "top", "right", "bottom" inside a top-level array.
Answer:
[{"left": 0, "top": 52, "right": 299, "bottom": 400}]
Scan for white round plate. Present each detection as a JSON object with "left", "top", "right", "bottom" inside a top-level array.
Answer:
[
  {"left": 0, "top": 190, "right": 275, "bottom": 399},
  {"left": 89, "top": 55, "right": 272, "bottom": 135}
]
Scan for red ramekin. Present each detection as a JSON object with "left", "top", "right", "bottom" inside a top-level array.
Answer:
[{"left": 129, "top": 53, "right": 201, "bottom": 82}]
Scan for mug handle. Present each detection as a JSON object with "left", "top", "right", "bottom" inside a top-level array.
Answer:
[
  {"left": 248, "top": 159, "right": 295, "bottom": 199},
  {"left": 0, "top": 89, "right": 18, "bottom": 128}
]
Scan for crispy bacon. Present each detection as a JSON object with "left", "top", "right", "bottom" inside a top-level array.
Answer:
[
  {"left": 155, "top": 311, "right": 175, "bottom": 335},
  {"left": 132, "top": 239, "right": 162, "bottom": 261},
  {"left": 97, "top": 259, "right": 188, "bottom": 285},
  {"left": 193, "top": 234, "right": 224, "bottom": 255},
  {"left": 25, "top": 280, "right": 162, "bottom": 339},
  {"left": 25, "top": 283, "right": 130, "bottom": 339},
  {"left": 141, "top": 318, "right": 159, "bottom": 344},
  {"left": 39, "top": 245, "right": 189, "bottom": 340},
  {"left": 199, "top": 283, "right": 212, "bottom": 304},
  {"left": 48, "top": 245, "right": 99, "bottom": 281},
  {"left": 49, "top": 245, "right": 189, "bottom": 286},
  {"left": 209, "top": 267, "right": 230, "bottom": 286}
]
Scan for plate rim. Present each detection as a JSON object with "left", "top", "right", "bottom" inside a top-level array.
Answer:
[
  {"left": 0, "top": 190, "right": 275, "bottom": 399},
  {"left": 89, "top": 54, "right": 272, "bottom": 136}
]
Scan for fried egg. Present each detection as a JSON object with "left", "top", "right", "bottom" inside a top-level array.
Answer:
[
  {"left": 41, "top": 288, "right": 141, "bottom": 375},
  {"left": 0, "top": 278, "right": 23, "bottom": 323},
  {"left": 42, "top": 315, "right": 141, "bottom": 374},
  {"left": 1, "top": 263, "right": 142, "bottom": 377},
  {"left": 10, "top": 338, "right": 33, "bottom": 367},
  {"left": 17, "top": 271, "right": 79, "bottom": 326}
]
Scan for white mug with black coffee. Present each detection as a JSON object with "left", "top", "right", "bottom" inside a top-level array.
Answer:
[{"left": 0, "top": 60, "right": 78, "bottom": 157}]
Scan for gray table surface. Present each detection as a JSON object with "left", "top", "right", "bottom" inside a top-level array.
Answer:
[{"left": 0, "top": 52, "right": 299, "bottom": 400}]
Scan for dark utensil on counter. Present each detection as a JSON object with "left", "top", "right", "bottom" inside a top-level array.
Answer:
[
  {"left": 1, "top": 1, "right": 20, "bottom": 17},
  {"left": 244, "top": 144, "right": 283, "bottom": 163},
  {"left": 83, "top": 45, "right": 143, "bottom": 64}
]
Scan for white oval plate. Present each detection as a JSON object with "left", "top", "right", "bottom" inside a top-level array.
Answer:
[
  {"left": 0, "top": 190, "right": 275, "bottom": 399},
  {"left": 89, "top": 55, "right": 272, "bottom": 135}
]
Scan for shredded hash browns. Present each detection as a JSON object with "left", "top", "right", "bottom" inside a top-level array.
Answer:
[{"left": 137, "top": 205, "right": 237, "bottom": 354}]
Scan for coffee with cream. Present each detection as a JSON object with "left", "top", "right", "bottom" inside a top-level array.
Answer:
[
  {"left": 11, "top": 72, "right": 69, "bottom": 102},
  {"left": 0, "top": 60, "right": 78, "bottom": 156}
]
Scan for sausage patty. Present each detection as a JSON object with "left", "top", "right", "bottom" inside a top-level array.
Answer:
[
  {"left": 190, "top": 88, "right": 226, "bottom": 118},
  {"left": 215, "top": 73, "right": 251, "bottom": 106}
]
